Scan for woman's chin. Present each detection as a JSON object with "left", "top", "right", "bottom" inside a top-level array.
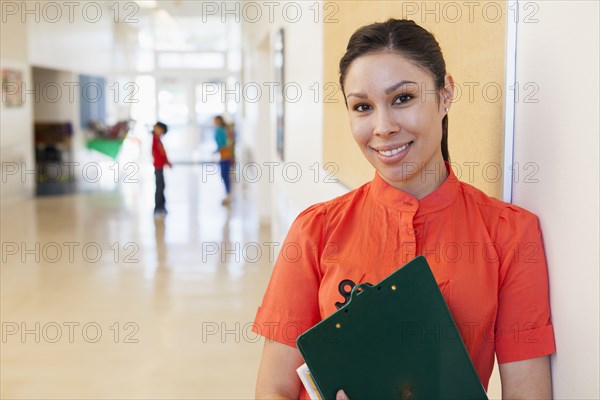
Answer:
[
  {"left": 378, "top": 168, "right": 413, "bottom": 187},
  {"left": 375, "top": 161, "right": 416, "bottom": 182}
]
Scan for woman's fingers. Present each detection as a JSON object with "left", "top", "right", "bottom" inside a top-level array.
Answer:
[{"left": 336, "top": 389, "right": 349, "bottom": 400}]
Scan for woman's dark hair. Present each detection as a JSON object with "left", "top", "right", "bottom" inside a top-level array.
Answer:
[{"left": 339, "top": 19, "right": 450, "bottom": 162}]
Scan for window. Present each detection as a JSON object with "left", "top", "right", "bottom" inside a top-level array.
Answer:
[{"left": 157, "top": 52, "right": 225, "bottom": 69}]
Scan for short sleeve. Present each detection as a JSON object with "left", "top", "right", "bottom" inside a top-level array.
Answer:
[
  {"left": 252, "top": 204, "right": 325, "bottom": 347},
  {"left": 494, "top": 206, "right": 556, "bottom": 364}
]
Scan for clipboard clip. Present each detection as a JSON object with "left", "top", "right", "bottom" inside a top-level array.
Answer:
[{"left": 349, "top": 282, "right": 374, "bottom": 301}]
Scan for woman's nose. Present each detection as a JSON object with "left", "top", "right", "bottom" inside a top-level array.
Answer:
[{"left": 373, "top": 108, "right": 399, "bottom": 137}]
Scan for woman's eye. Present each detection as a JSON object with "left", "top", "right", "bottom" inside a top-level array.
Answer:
[
  {"left": 353, "top": 104, "right": 371, "bottom": 112},
  {"left": 394, "top": 94, "right": 413, "bottom": 104}
]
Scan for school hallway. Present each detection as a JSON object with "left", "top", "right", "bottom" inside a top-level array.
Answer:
[
  {"left": 1, "top": 1, "right": 599, "bottom": 398},
  {"left": 0, "top": 164, "right": 271, "bottom": 398}
]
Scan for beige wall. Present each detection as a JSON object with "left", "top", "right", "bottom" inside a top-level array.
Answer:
[
  {"left": 323, "top": 1, "right": 506, "bottom": 198},
  {"left": 27, "top": 1, "right": 114, "bottom": 76},
  {"left": 1, "top": 0, "right": 35, "bottom": 203},
  {"left": 512, "top": 1, "right": 600, "bottom": 398}
]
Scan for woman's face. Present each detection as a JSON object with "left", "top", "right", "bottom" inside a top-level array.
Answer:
[{"left": 343, "top": 51, "right": 453, "bottom": 197}]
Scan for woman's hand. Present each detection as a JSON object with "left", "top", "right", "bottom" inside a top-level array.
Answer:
[{"left": 336, "top": 390, "right": 349, "bottom": 400}]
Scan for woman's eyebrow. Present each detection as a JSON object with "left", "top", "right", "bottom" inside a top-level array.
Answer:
[
  {"left": 345, "top": 91, "right": 367, "bottom": 99},
  {"left": 346, "top": 80, "right": 419, "bottom": 99},
  {"left": 385, "top": 80, "right": 418, "bottom": 94}
]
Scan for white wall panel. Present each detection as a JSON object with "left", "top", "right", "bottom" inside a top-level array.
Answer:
[{"left": 512, "top": 2, "right": 599, "bottom": 398}]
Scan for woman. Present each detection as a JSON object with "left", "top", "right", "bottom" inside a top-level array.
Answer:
[{"left": 254, "top": 19, "right": 555, "bottom": 399}]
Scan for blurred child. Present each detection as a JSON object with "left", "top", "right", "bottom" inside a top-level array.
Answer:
[
  {"left": 214, "top": 116, "right": 233, "bottom": 205},
  {"left": 152, "top": 122, "right": 172, "bottom": 216}
]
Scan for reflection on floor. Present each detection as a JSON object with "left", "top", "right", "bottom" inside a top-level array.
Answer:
[
  {"left": 1, "top": 164, "right": 273, "bottom": 399},
  {"left": 36, "top": 180, "right": 78, "bottom": 197}
]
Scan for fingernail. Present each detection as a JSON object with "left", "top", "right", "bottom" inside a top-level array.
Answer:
[{"left": 336, "top": 390, "right": 349, "bottom": 400}]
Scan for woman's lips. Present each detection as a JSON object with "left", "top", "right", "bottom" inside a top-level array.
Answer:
[{"left": 373, "top": 142, "right": 413, "bottom": 163}]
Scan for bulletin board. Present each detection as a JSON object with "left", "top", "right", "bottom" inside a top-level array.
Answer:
[{"left": 323, "top": 1, "right": 507, "bottom": 198}]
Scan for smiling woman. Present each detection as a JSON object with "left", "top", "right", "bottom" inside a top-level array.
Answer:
[
  {"left": 253, "top": 19, "right": 555, "bottom": 400},
  {"left": 342, "top": 51, "right": 452, "bottom": 199},
  {"left": 323, "top": 3, "right": 507, "bottom": 198}
]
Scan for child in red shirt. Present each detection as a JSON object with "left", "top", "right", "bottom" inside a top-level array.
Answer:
[{"left": 152, "top": 122, "right": 171, "bottom": 216}]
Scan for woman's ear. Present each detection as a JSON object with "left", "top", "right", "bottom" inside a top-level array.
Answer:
[{"left": 442, "top": 74, "right": 455, "bottom": 107}]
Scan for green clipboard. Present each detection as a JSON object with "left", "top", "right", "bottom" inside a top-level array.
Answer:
[{"left": 296, "top": 256, "right": 488, "bottom": 400}]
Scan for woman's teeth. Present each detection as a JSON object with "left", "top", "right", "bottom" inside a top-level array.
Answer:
[{"left": 377, "top": 142, "right": 411, "bottom": 157}]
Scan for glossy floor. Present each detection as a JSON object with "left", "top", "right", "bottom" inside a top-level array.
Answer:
[{"left": 1, "top": 164, "right": 272, "bottom": 399}]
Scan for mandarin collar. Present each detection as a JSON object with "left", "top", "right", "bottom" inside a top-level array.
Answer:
[{"left": 370, "top": 162, "right": 459, "bottom": 215}]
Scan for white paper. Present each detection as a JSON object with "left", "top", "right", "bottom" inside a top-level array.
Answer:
[{"left": 296, "top": 363, "right": 323, "bottom": 400}]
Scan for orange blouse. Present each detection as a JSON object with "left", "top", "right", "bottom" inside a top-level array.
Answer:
[{"left": 254, "top": 165, "right": 555, "bottom": 396}]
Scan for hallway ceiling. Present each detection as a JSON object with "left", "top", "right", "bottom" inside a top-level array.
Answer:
[{"left": 133, "top": 1, "right": 241, "bottom": 52}]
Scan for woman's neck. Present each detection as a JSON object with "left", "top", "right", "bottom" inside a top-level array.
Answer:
[{"left": 383, "top": 161, "right": 449, "bottom": 200}]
